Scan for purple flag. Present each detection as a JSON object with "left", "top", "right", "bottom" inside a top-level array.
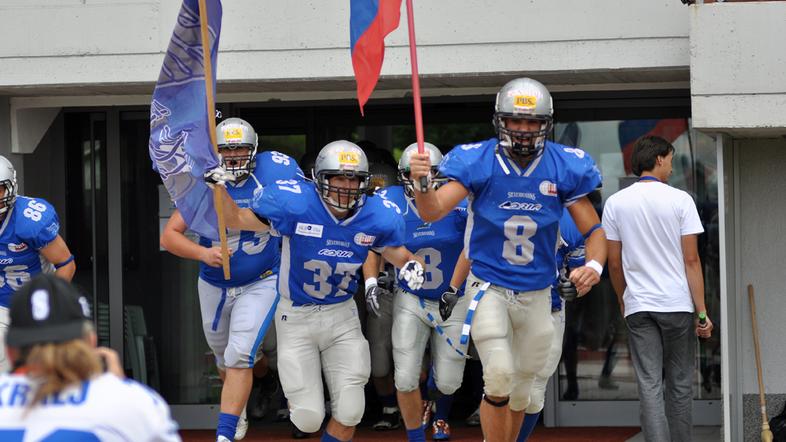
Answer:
[{"left": 149, "top": 0, "right": 222, "bottom": 240}]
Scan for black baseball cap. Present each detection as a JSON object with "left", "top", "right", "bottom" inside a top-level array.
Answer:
[{"left": 6, "top": 274, "right": 91, "bottom": 348}]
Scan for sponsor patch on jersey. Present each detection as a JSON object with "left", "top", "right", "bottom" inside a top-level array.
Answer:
[
  {"left": 0, "top": 258, "right": 13, "bottom": 265},
  {"left": 223, "top": 126, "right": 244, "bottom": 143},
  {"left": 539, "top": 180, "right": 558, "bottom": 197},
  {"left": 338, "top": 151, "right": 360, "bottom": 168},
  {"left": 8, "top": 242, "right": 28, "bottom": 252},
  {"left": 295, "top": 222, "right": 323, "bottom": 238},
  {"left": 498, "top": 201, "right": 543, "bottom": 211},
  {"left": 318, "top": 248, "right": 354, "bottom": 258},
  {"left": 354, "top": 232, "right": 376, "bottom": 246},
  {"left": 326, "top": 239, "right": 351, "bottom": 248},
  {"left": 563, "top": 147, "right": 585, "bottom": 159},
  {"left": 513, "top": 95, "right": 537, "bottom": 110}
]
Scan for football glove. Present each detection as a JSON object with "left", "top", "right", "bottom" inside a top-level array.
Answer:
[
  {"left": 558, "top": 272, "right": 579, "bottom": 302},
  {"left": 365, "top": 282, "right": 391, "bottom": 318},
  {"left": 398, "top": 260, "right": 425, "bottom": 292},
  {"left": 377, "top": 270, "right": 396, "bottom": 292},
  {"left": 439, "top": 286, "right": 459, "bottom": 321},
  {"left": 204, "top": 166, "right": 235, "bottom": 189}
]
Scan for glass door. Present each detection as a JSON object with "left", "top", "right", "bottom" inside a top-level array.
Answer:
[{"left": 546, "top": 119, "right": 722, "bottom": 426}]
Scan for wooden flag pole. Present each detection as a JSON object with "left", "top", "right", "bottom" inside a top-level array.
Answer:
[
  {"left": 404, "top": 0, "right": 429, "bottom": 193},
  {"left": 198, "top": 0, "right": 230, "bottom": 280}
]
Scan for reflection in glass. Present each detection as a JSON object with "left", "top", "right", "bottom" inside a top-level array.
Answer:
[{"left": 556, "top": 119, "right": 720, "bottom": 401}]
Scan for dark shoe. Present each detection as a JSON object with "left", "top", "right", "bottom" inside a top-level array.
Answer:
[
  {"left": 372, "top": 407, "right": 402, "bottom": 431},
  {"left": 291, "top": 421, "right": 309, "bottom": 439},
  {"left": 562, "top": 386, "right": 579, "bottom": 401},
  {"left": 250, "top": 373, "right": 280, "bottom": 419},
  {"left": 598, "top": 376, "right": 619, "bottom": 390},
  {"left": 465, "top": 407, "right": 480, "bottom": 427}
]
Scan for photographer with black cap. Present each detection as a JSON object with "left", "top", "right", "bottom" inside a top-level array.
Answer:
[{"left": 0, "top": 274, "right": 181, "bottom": 441}]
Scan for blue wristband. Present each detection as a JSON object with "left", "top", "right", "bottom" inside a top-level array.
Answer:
[
  {"left": 54, "top": 255, "right": 75, "bottom": 269},
  {"left": 583, "top": 223, "right": 603, "bottom": 240}
]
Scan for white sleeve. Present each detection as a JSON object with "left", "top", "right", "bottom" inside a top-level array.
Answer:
[
  {"left": 602, "top": 199, "right": 620, "bottom": 241},
  {"left": 680, "top": 193, "right": 704, "bottom": 236},
  {"left": 128, "top": 383, "right": 182, "bottom": 442}
]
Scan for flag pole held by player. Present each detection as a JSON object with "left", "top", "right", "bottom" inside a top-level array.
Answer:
[
  {"left": 197, "top": 0, "right": 230, "bottom": 280},
  {"left": 403, "top": 0, "right": 429, "bottom": 193}
]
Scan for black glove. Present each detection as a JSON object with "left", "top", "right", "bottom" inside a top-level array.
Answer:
[
  {"left": 558, "top": 272, "right": 578, "bottom": 302},
  {"left": 365, "top": 283, "right": 391, "bottom": 318},
  {"left": 377, "top": 270, "right": 396, "bottom": 292},
  {"left": 439, "top": 286, "right": 459, "bottom": 321}
]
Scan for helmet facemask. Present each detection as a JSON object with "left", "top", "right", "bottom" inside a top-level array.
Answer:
[
  {"left": 398, "top": 166, "right": 446, "bottom": 198},
  {"left": 314, "top": 169, "right": 370, "bottom": 213},
  {"left": 219, "top": 144, "right": 256, "bottom": 182},
  {"left": 493, "top": 113, "right": 553, "bottom": 160},
  {"left": 0, "top": 178, "right": 16, "bottom": 216}
]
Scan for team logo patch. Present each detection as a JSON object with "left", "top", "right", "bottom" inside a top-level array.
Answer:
[
  {"left": 0, "top": 258, "right": 12, "bottom": 265},
  {"left": 223, "top": 126, "right": 244, "bottom": 143},
  {"left": 8, "top": 243, "right": 28, "bottom": 252},
  {"left": 498, "top": 201, "right": 543, "bottom": 211},
  {"left": 513, "top": 95, "right": 537, "bottom": 109},
  {"left": 539, "top": 181, "right": 558, "bottom": 197},
  {"left": 295, "top": 223, "right": 324, "bottom": 238},
  {"left": 338, "top": 151, "right": 360, "bottom": 168},
  {"left": 354, "top": 232, "right": 376, "bottom": 246},
  {"left": 318, "top": 248, "right": 354, "bottom": 258}
]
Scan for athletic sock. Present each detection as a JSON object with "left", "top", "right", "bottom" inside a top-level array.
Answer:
[
  {"left": 216, "top": 412, "right": 239, "bottom": 441},
  {"left": 434, "top": 394, "right": 454, "bottom": 421},
  {"left": 406, "top": 426, "right": 426, "bottom": 442},
  {"left": 320, "top": 431, "right": 342, "bottom": 442},
  {"left": 516, "top": 412, "right": 541, "bottom": 442}
]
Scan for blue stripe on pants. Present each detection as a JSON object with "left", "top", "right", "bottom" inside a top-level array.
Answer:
[
  {"left": 211, "top": 288, "right": 227, "bottom": 332},
  {"left": 248, "top": 294, "right": 280, "bottom": 366}
]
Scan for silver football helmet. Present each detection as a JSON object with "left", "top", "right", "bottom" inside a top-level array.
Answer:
[
  {"left": 216, "top": 117, "right": 258, "bottom": 180},
  {"left": 0, "top": 156, "right": 16, "bottom": 215},
  {"left": 397, "top": 142, "right": 447, "bottom": 198},
  {"left": 493, "top": 77, "right": 554, "bottom": 158},
  {"left": 313, "top": 140, "right": 370, "bottom": 212}
]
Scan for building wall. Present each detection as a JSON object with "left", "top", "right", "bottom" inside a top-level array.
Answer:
[
  {"left": 0, "top": 0, "right": 689, "bottom": 95},
  {"left": 690, "top": 2, "right": 786, "bottom": 135},
  {"left": 736, "top": 138, "right": 786, "bottom": 439}
]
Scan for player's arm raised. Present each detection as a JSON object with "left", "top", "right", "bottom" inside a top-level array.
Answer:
[
  {"left": 160, "top": 209, "right": 232, "bottom": 268},
  {"left": 40, "top": 235, "right": 76, "bottom": 281},
  {"left": 567, "top": 197, "right": 607, "bottom": 295},
  {"left": 408, "top": 152, "right": 468, "bottom": 223}
]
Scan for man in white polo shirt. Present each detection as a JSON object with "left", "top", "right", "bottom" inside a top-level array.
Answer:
[{"left": 603, "top": 135, "right": 713, "bottom": 442}]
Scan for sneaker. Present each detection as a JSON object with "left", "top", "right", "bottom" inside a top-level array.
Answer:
[
  {"left": 234, "top": 408, "right": 248, "bottom": 440},
  {"left": 598, "top": 376, "right": 619, "bottom": 390},
  {"left": 432, "top": 419, "right": 451, "bottom": 440},
  {"left": 216, "top": 436, "right": 231, "bottom": 442},
  {"left": 291, "top": 421, "right": 309, "bottom": 439},
  {"left": 421, "top": 400, "right": 434, "bottom": 428},
  {"left": 372, "top": 407, "right": 402, "bottom": 431},
  {"left": 465, "top": 406, "right": 480, "bottom": 427}
]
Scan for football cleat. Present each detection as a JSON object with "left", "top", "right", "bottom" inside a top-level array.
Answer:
[{"left": 432, "top": 419, "right": 451, "bottom": 440}]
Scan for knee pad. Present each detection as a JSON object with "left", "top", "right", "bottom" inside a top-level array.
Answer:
[
  {"left": 526, "top": 379, "right": 547, "bottom": 414},
  {"left": 509, "top": 374, "right": 535, "bottom": 412},
  {"left": 223, "top": 342, "right": 253, "bottom": 369},
  {"left": 290, "top": 406, "right": 324, "bottom": 434},
  {"left": 333, "top": 384, "right": 365, "bottom": 427},
  {"left": 483, "top": 364, "right": 514, "bottom": 398},
  {"left": 393, "top": 364, "right": 420, "bottom": 393}
]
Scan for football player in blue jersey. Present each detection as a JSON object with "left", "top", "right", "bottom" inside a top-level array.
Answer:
[
  {"left": 517, "top": 209, "right": 585, "bottom": 441},
  {"left": 409, "top": 78, "right": 607, "bottom": 442},
  {"left": 365, "top": 142, "right": 470, "bottom": 442},
  {"left": 207, "top": 140, "right": 425, "bottom": 442},
  {"left": 161, "top": 118, "right": 303, "bottom": 442},
  {"left": 0, "top": 156, "right": 76, "bottom": 374}
]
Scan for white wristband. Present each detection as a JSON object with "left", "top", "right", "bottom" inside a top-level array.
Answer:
[
  {"left": 585, "top": 260, "right": 603, "bottom": 276},
  {"left": 365, "top": 277, "right": 378, "bottom": 289}
]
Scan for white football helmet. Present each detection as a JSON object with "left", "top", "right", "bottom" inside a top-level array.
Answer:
[
  {"left": 313, "top": 140, "right": 370, "bottom": 212},
  {"left": 0, "top": 156, "right": 17, "bottom": 215},
  {"left": 216, "top": 117, "right": 258, "bottom": 180},
  {"left": 397, "top": 142, "right": 447, "bottom": 198},
  {"left": 493, "top": 77, "right": 554, "bottom": 158}
]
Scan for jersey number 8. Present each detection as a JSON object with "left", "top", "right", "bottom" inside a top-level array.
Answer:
[
  {"left": 502, "top": 215, "right": 537, "bottom": 266},
  {"left": 23, "top": 200, "right": 47, "bottom": 222}
]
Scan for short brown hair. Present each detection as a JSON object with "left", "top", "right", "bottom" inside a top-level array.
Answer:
[{"left": 631, "top": 136, "right": 675, "bottom": 176}]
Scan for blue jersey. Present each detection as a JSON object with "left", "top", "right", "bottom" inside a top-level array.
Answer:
[
  {"left": 198, "top": 151, "right": 304, "bottom": 288},
  {"left": 381, "top": 186, "right": 467, "bottom": 300},
  {"left": 552, "top": 209, "right": 586, "bottom": 310},
  {"left": 0, "top": 196, "right": 60, "bottom": 307},
  {"left": 252, "top": 183, "right": 405, "bottom": 306},
  {"left": 439, "top": 138, "right": 601, "bottom": 292}
]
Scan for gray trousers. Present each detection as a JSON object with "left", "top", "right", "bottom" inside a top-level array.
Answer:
[{"left": 626, "top": 311, "right": 695, "bottom": 442}]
